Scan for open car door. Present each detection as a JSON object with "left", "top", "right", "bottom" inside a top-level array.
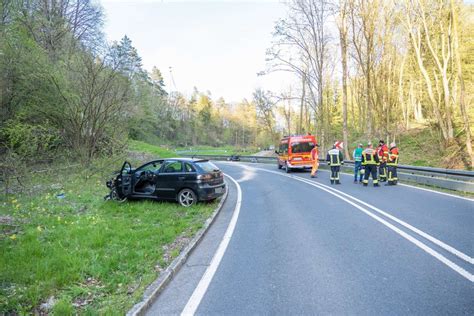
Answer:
[{"left": 117, "top": 161, "right": 132, "bottom": 198}]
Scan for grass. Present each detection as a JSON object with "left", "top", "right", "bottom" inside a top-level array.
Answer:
[
  {"left": 128, "top": 140, "right": 176, "bottom": 158},
  {"left": 174, "top": 145, "right": 258, "bottom": 156},
  {"left": 347, "top": 126, "right": 464, "bottom": 169},
  {"left": 0, "top": 150, "right": 216, "bottom": 314}
]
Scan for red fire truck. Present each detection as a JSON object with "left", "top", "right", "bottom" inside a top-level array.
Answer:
[{"left": 276, "top": 135, "right": 317, "bottom": 173}]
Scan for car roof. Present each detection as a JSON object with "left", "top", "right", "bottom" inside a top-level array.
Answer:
[{"left": 160, "top": 157, "right": 209, "bottom": 163}]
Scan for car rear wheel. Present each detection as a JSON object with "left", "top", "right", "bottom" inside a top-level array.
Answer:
[{"left": 178, "top": 188, "right": 197, "bottom": 207}]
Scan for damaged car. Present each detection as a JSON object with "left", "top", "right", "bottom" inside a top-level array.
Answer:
[{"left": 105, "top": 158, "right": 226, "bottom": 207}]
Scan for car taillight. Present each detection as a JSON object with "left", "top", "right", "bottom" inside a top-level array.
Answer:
[{"left": 197, "top": 174, "right": 213, "bottom": 180}]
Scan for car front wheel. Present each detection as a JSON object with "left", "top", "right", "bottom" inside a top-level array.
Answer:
[{"left": 178, "top": 188, "right": 197, "bottom": 207}]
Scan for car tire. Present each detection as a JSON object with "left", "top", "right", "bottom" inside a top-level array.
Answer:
[
  {"left": 110, "top": 188, "right": 127, "bottom": 203},
  {"left": 178, "top": 188, "right": 197, "bottom": 207}
]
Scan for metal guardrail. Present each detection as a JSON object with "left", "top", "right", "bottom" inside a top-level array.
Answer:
[{"left": 184, "top": 154, "right": 474, "bottom": 193}]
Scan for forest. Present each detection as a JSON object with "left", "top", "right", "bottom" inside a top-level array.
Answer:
[{"left": 1, "top": 0, "right": 473, "bottom": 175}]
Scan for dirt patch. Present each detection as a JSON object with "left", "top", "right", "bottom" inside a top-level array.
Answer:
[
  {"left": 154, "top": 233, "right": 192, "bottom": 273},
  {"left": 0, "top": 215, "right": 21, "bottom": 237},
  {"left": 72, "top": 277, "right": 106, "bottom": 310}
]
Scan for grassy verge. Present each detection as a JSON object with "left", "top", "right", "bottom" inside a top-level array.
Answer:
[
  {"left": 0, "top": 145, "right": 217, "bottom": 314},
  {"left": 174, "top": 145, "right": 258, "bottom": 156},
  {"left": 128, "top": 140, "right": 177, "bottom": 158}
]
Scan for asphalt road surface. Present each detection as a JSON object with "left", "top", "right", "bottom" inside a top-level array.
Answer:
[{"left": 147, "top": 162, "right": 473, "bottom": 315}]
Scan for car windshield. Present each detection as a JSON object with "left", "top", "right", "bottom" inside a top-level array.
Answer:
[
  {"left": 196, "top": 161, "right": 219, "bottom": 173},
  {"left": 291, "top": 142, "right": 315, "bottom": 153}
]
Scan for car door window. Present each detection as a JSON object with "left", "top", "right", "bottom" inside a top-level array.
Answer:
[
  {"left": 185, "top": 163, "right": 195, "bottom": 173},
  {"left": 162, "top": 161, "right": 183, "bottom": 173},
  {"left": 137, "top": 161, "right": 163, "bottom": 172}
]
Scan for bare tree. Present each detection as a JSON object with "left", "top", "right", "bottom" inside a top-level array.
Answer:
[
  {"left": 253, "top": 88, "right": 276, "bottom": 139},
  {"left": 265, "top": 0, "right": 331, "bottom": 146},
  {"left": 336, "top": 0, "right": 350, "bottom": 159},
  {"left": 450, "top": 0, "right": 473, "bottom": 167}
]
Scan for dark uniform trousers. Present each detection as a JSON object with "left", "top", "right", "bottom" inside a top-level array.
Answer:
[
  {"left": 379, "top": 162, "right": 387, "bottom": 181},
  {"left": 364, "top": 165, "right": 378, "bottom": 184}
]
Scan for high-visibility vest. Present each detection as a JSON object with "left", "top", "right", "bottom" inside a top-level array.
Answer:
[
  {"left": 377, "top": 144, "right": 389, "bottom": 162},
  {"left": 328, "top": 148, "right": 342, "bottom": 166},
  {"left": 353, "top": 148, "right": 363, "bottom": 162},
  {"left": 388, "top": 147, "right": 399, "bottom": 166},
  {"left": 362, "top": 148, "right": 378, "bottom": 166}
]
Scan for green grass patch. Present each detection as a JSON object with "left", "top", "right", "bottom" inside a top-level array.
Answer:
[
  {"left": 0, "top": 158, "right": 216, "bottom": 314},
  {"left": 175, "top": 145, "right": 258, "bottom": 156},
  {"left": 128, "top": 140, "right": 176, "bottom": 158}
]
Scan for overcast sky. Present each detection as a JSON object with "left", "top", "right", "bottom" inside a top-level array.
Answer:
[{"left": 101, "top": 0, "right": 294, "bottom": 102}]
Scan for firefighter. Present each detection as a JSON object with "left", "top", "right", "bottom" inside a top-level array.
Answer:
[
  {"left": 353, "top": 143, "right": 364, "bottom": 183},
  {"left": 377, "top": 140, "right": 389, "bottom": 182},
  {"left": 386, "top": 142, "right": 399, "bottom": 185},
  {"left": 362, "top": 142, "right": 380, "bottom": 187},
  {"left": 310, "top": 143, "right": 319, "bottom": 178},
  {"left": 326, "top": 142, "right": 344, "bottom": 184}
]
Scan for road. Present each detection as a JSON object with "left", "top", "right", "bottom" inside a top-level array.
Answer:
[{"left": 147, "top": 162, "right": 474, "bottom": 315}]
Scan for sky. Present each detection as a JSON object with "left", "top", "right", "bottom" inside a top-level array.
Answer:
[{"left": 101, "top": 0, "right": 294, "bottom": 102}]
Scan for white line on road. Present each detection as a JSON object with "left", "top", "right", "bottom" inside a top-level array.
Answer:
[
  {"left": 251, "top": 167, "right": 474, "bottom": 282},
  {"left": 398, "top": 182, "right": 474, "bottom": 202},
  {"left": 315, "top": 167, "right": 474, "bottom": 202},
  {"left": 181, "top": 174, "right": 242, "bottom": 315},
  {"left": 294, "top": 175, "right": 474, "bottom": 265}
]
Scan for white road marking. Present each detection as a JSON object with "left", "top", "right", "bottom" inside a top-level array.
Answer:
[
  {"left": 248, "top": 166, "right": 473, "bottom": 282},
  {"left": 294, "top": 176, "right": 474, "bottom": 265},
  {"left": 314, "top": 167, "right": 474, "bottom": 202},
  {"left": 398, "top": 183, "right": 474, "bottom": 202},
  {"left": 181, "top": 174, "right": 242, "bottom": 315}
]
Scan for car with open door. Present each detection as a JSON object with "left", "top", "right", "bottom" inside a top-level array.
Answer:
[{"left": 105, "top": 158, "right": 226, "bottom": 207}]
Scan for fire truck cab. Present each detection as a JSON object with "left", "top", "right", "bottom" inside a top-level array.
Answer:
[{"left": 276, "top": 135, "right": 317, "bottom": 173}]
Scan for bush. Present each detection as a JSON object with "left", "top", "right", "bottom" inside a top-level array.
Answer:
[{"left": 2, "top": 119, "right": 61, "bottom": 159}]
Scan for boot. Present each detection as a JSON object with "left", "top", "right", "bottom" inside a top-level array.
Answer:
[
  {"left": 336, "top": 180, "right": 341, "bottom": 184},
  {"left": 330, "top": 180, "right": 334, "bottom": 184},
  {"left": 374, "top": 183, "right": 380, "bottom": 187}
]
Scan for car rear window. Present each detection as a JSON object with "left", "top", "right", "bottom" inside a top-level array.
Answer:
[{"left": 196, "top": 161, "right": 219, "bottom": 173}]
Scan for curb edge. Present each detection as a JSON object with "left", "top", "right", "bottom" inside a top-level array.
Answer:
[{"left": 126, "top": 182, "right": 230, "bottom": 316}]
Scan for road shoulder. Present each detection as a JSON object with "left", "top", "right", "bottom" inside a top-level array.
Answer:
[{"left": 127, "top": 179, "right": 233, "bottom": 316}]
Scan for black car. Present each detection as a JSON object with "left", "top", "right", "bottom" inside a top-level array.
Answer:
[
  {"left": 105, "top": 158, "right": 226, "bottom": 207},
  {"left": 227, "top": 155, "right": 240, "bottom": 161}
]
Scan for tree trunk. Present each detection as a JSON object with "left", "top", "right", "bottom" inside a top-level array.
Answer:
[
  {"left": 451, "top": 0, "right": 474, "bottom": 168},
  {"left": 299, "top": 74, "right": 306, "bottom": 134},
  {"left": 339, "top": 3, "right": 350, "bottom": 159}
]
